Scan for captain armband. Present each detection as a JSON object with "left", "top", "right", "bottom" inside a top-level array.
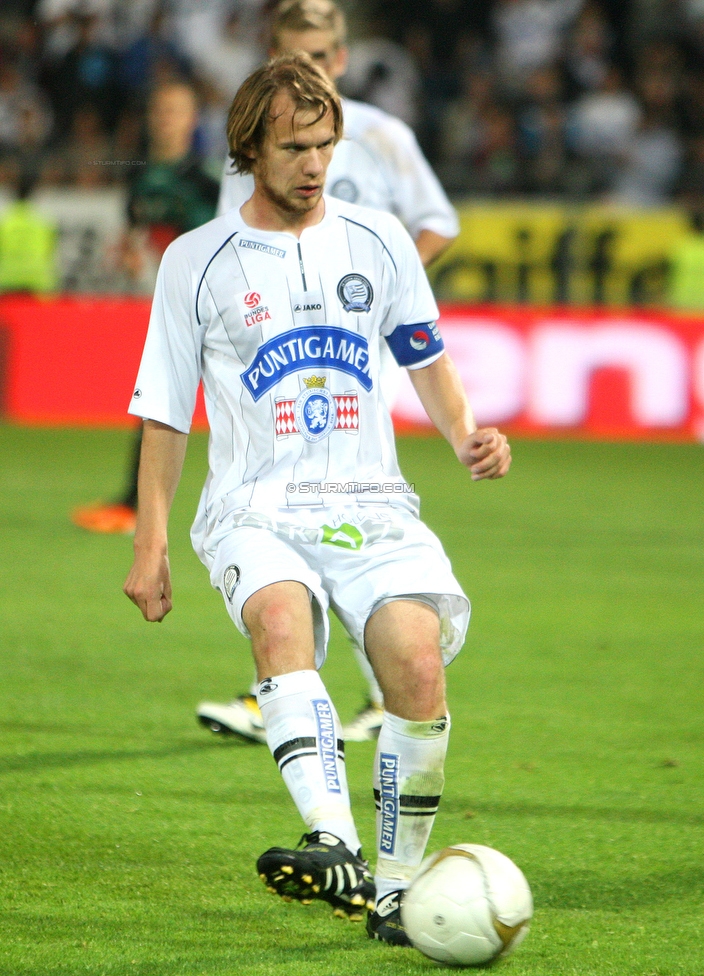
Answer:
[{"left": 384, "top": 321, "right": 444, "bottom": 368}]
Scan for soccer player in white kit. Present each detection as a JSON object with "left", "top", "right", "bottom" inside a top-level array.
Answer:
[
  {"left": 124, "top": 55, "right": 511, "bottom": 944},
  {"left": 197, "top": 0, "right": 461, "bottom": 744}
]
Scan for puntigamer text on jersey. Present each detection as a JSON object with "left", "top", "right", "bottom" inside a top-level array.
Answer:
[{"left": 241, "top": 326, "right": 372, "bottom": 400}]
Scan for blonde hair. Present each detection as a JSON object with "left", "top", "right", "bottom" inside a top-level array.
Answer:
[
  {"left": 226, "top": 53, "right": 343, "bottom": 174},
  {"left": 271, "top": 0, "right": 346, "bottom": 48}
]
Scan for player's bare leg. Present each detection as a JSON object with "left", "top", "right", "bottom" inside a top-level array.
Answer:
[
  {"left": 243, "top": 580, "right": 316, "bottom": 678},
  {"left": 198, "top": 580, "right": 318, "bottom": 742},
  {"left": 246, "top": 581, "right": 374, "bottom": 919},
  {"left": 365, "top": 599, "right": 446, "bottom": 720},
  {"left": 364, "top": 599, "right": 450, "bottom": 945}
]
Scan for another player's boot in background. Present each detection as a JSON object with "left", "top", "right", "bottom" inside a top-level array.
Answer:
[
  {"left": 196, "top": 694, "right": 266, "bottom": 743},
  {"left": 71, "top": 502, "right": 137, "bottom": 534},
  {"left": 199, "top": 692, "right": 384, "bottom": 744},
  {"left": 342, "top": 699, "right": 384, "bottom": 740},
  {"left": 343, "top": 643, "right": 385, "bottom": 740}
]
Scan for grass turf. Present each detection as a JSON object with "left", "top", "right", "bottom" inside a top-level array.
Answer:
[{"left": 0, "top": 424, "right": 702, "bottom": 976}]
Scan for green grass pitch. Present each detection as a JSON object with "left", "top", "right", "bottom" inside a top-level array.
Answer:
[{"left": 0, "top": 424, "right": 702, "bottom": 976}]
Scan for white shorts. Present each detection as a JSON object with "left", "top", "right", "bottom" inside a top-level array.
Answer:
[{"left": 202, "top": 505, "right": 470, "bottom": 670}]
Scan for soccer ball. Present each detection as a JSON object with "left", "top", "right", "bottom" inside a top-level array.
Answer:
[{"left": 401, "top": 844, "right": 533, "bottom": 967}]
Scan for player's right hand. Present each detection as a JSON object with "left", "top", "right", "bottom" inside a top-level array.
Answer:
[
  {"left": 457, "top": 427, "right": 512, "bottom": 481},
  {"left": 123, "top": 550, "right": 173, "bottom": 622}
]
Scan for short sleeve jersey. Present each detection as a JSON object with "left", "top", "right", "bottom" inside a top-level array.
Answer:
[
  {"left": 128, "top": 197, "right": 443, "bottom": 536},
  {"left": 217, "top": 99, "right": 459, "bottom": 241}
]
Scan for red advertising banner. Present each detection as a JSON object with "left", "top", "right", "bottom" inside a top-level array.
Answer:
[
  {"left": 1, "top": 296, "right": 703, "bottom": 440},
  {"left": 395, "top": 306, "right": 704, "bottom": 441}
]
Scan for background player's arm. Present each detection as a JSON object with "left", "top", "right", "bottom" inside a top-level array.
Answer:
[
  {"left": 123, "top": 420, "right": 189, "bottom": 622},
  {"left": 409, "top": 353, "right": 512, "bottom": 481},
  {"left": 381, "top": 116, "right": 459, "bottom": 267},
  {"left": 415, "top": 228, "right": 454, "bottom": 268}
]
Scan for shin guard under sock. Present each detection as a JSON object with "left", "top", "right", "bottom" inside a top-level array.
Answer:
[
  {"left": 373, "top": 710, "right": 450, "bottom": 901},
  {"left": 257, "top": 670, "right": 361, "bottom": 853}
]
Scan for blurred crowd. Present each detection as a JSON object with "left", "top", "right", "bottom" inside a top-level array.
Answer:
[{"left": 2, "top": 0, "right": 704, "bottom": 206}]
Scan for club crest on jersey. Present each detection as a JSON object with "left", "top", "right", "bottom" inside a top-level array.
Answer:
[
  {"left": 330, "top": 177, "right": 359, "bottom": 203},
  {"left": 276, "top": 388, "right": 359, "bottom": 438},
  {"left": 293, "top": 376, "right": 337, "bottom": 443},
  {"left": 337, "top": 273, "right": 373, "bottom": 313},
  {"left": 241, "top": 326, "right": 372, "bottom": 400}
]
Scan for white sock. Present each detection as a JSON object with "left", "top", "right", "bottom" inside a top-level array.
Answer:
[
  {"left": 257, "top": 670, "right": 361, "bottom": 854},
  {"left": 373, "top": 710, "right": 450, "bottom": 902}
]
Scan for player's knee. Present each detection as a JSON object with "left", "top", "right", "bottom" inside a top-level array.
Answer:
[
  {"left": 410, "top": 641, "right": 444, "bottom": 676},
  {"left": 401, "top": 644, "right": 445, "bottom": 701},
  {"left": 252, "top": 602, "right": 295, "bottom": 643}
]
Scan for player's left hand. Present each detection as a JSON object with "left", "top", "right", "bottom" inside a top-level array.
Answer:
[{"left": 457, "top": 428, "right": 512, "bottom": 481}]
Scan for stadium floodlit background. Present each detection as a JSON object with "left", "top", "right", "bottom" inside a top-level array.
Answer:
[{"left": 0, "top": 1, "right": 702, "bottom": 975}]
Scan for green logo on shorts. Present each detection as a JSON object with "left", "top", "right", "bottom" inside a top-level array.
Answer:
[{"left": 320, "top": 522, "right": 364, "bottom": 550}]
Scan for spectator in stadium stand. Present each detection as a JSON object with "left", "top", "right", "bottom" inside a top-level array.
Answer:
[
  {"left": 0, "top": 60, "right": 53, "bottom": 188},
  {"left": 71, "top": 80, "right": 218, "bottom": 536},
  {"left": 0, "top": 58, "right": 53, "bottom": 158},
  {"left": 611, "top": 68, "right": 683, "bottom": 205},
  {"left": 568, "top": 64, "right": 641, "bottom": 195},
  {"left": 563, "top": 3, "right": 613, "bottom": 97},
  {"left": 437, "top": 67, "right": 498, "bottom": 194},
  {"left": 492, "top": 0, "right": 586, "bottom": 96},
  {"left": 676, "top": 133, "right": 704, "bottom": 201},
  {"left": 117, "top": 7, "right": 193, "bottom": 114},
  {"left": 0, "top": 173, "right": 57, "bottom": 294},
  {"left": 340, "top": 35, "right": 421, "bottom": 129},
  {"left": 49, "top": 104, "right": 116, "bottom": 188},
  {"left": 39, "top": 11, "right": 120, "bottom": 136},
  {"left": 517, "top": 66, "right": 571, "bottom": 194},
  {"left": 462, "top": 102, "right": 522, "bottom": 196},
  {"left": 184, "top": 5, "right": 262, "bottom": 102}
]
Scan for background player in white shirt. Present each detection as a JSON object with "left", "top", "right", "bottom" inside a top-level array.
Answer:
[
  {"left": 124, "top": 55, "right": 510, "bottom": 945},
  {"left": 198, "top": 0, "right": 461, "bottom": 744}
]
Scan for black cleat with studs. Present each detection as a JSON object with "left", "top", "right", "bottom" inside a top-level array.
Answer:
[
  {"left": 366, "top": 890, "right": 412, "bottom": 946},
  {"left": 257, "top": 831, "right": 375, "bottom": 921}
]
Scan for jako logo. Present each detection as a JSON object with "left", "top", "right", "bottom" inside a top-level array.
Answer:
[
  {"left": 244, "top": 291, "right": 261, "bottom": 308},
  {"left": 294, "top": 303, "right": 322, "bottom": 312}
]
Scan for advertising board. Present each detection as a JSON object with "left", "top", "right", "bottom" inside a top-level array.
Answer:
[{"left": 1, "top": 296, "right": 702, "bottom": 440}]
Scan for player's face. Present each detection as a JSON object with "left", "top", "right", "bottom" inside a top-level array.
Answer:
[
  {"left": 148, "top": 85, "right": 198, "bottom": 158},
  {"left": 273, "top": 28, "right": 348, "bottom": 82},
  {"left": 252, "top": 92, "right": 336, "bottom": 219}
]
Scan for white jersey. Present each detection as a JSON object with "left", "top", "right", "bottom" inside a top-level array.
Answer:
[
  {"left": 128, "top": 197, "right": 445, "bottom": 559},
  {"left": 217, "top": 98, "right": 459, "bottom": 241}
]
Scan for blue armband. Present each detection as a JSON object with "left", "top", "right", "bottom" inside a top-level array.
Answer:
[{"left": 384, "top": 321, "right": 444, "bottom": 367}]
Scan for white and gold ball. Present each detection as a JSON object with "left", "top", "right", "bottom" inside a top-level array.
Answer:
[{"left": 401, "top": 844, "right": 533, "bottom": 967}]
